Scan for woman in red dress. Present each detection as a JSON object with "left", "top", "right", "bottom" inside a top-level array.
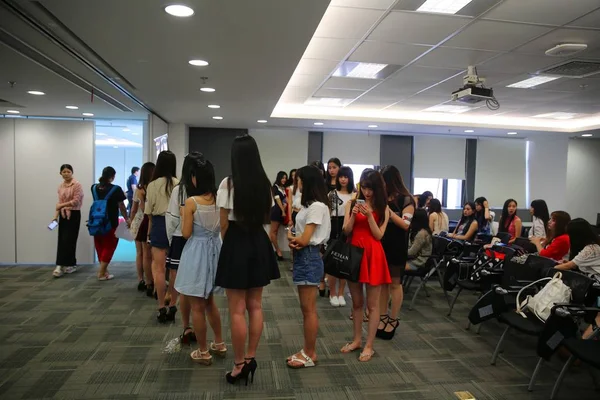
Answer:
[{"left": 340, "top": 169, "right": 391, "bottom": 362}]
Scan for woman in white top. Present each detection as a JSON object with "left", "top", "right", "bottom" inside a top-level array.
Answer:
[
  {"left": 286, "top": 165, "right": 331, "bottom": 369},
  {"left": 428, "top": 199, "right": 449, "bottom": 235},
  {"left": 555, "top": 218, "right": 600, "bottom": 281},
  {"left": 215, "top": 135, "right": 280, "bottom": 385},
  {"left": 529, "top": 199, "right": 549, "bottom": 238},
  {"left": 327, "top": 166, "right": 354, "bottom": 307}
]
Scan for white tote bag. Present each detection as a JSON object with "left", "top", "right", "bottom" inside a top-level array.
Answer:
[{"left": 516, "top": 271, "right": 572, "bottom": 322}]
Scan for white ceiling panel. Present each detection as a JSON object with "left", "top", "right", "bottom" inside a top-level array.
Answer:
[
  {"left": 443, "top": 20, "right": 553, "bottom": 52},
  {"left": 478, "top": 53, "right": 564, "bottom": 74},
  {"left": 287, "top": 74, "right": 327, "bottom": 88},
  {"left": 415, "top": 47, "right": 500, "bottom": 69},
  {"left": 313, "top": 88, "right": 364, "bottom": 99},
  {"left": 346, "top": 94, "right": 399, "bottom": 109},
  {"left": 349, "top": 41, "right": 431, "bottom": 65},
  {"left": 386, "top": 65, "right": 464, "bottom": 86},
  {"left": 366, "top": 82, "right": 433, "bottom": 98},
  {"left": 313, "top": 6, "right": 384, "bottom": 39},
  {"left": 294, "top": 58, "right": 340, "bottom": 76},
  {"left": 330, "top": 0, "right": 397, "bottom": 10},
  {"left": 322, "top": 76, "right": 380, "bottom": 91},
  {"left": 542, "top": 76, "right": 600, "bottom": 93},
  {"left": 498, "top": 89, "right": 574, "bottom": 103},
  {"left": 302, "top": 37, "right": 359, "bottom": 61},
  {"left": 566, "top": 8, "right": 600, "bottom": 29},
  {"left": 368, "top": 11, "right": 471, "bottom": 46},
  {"left": 483, "top": 0, "right": 600, "bottom": 26},
  {"left": 515, "top": 28, "right": 600, "bottom": 56}
]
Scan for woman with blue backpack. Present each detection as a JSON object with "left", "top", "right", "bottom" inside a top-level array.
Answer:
[{"left": 88, "top": 166, "right": 127, "bottom": 281}]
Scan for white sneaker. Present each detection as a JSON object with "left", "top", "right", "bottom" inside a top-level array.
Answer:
[
  {"left": 53, "top": 266, "right": 63, "bottom": 278},
  {"left": 338, "top": 296, "right": 346, "bottom": 307},
  {"left": 64, "top": 266, "right": 77, "bottom": 274},
  {"left": 329, "top": 296, "right": 340, "bottom": 307}
]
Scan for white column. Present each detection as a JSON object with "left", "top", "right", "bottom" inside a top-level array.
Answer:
[
  {"left": 167, "top": 123, "right": 189, "bottom": 172},
  {"left": 527, "top": 136, "right": 569, "bottom": 212}
]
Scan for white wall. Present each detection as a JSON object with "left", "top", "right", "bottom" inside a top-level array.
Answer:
[
  {"left": 12, "top": 119, "right": 95, "bottom": 264},
  {"left": 0, "top": 120, "right": 16, "bottom": 263},
  {"left": 528, "top": 136, "right": 569, "bottom": 212},
  {"left": 323, "top": 131, "right": 380, "bottom": 165},
  {"left": 250, "top": 128, "right": 309, "bottom": 182},
  {"left": 566, "top": 139, "right": 600, "bottom": 224},
  {"left": 167, "top": 123, "right": 188, "bottom": 173},
  {"left": 414, "top": 135, "right": 466, "bottom": 179}
]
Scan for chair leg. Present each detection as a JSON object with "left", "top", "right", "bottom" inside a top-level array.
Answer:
[
  {"left": 404, "top": 276, "right": 415, "bottom": 292},
  {"left": 528, "top": 357, "right": 544, "bottom": 391},
  {"left": 447, "top": 287, "right": 462, "bottom": 317},
  {"left": 490, "top": 326, "right": 510, "bottom": 365},
  {"left": 550, "top": 356, "right": 575, "bottom": 400},
  {"left": 435, "top": 265, "right": 450, "bottom": 306},
  {"left": 475, "top": 323, "right": 482, "bottom": 335},
  {"left": 409, "top": 281, "right": 424, "bottom": 311},
  {"left": 422, "top": 280, "right": 430, "bottom": 297}
]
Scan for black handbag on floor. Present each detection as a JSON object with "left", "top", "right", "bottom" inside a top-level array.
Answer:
[{"left": 323, "top": 234, "right": 363, "bottom": 282}]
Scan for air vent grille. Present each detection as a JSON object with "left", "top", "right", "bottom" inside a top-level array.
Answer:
[{"left": 541, "top": 60, "right": 600, "bottom": 78}]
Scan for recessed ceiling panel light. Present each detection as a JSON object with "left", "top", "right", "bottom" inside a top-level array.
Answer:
[
  {"left": 533, "top": 112, "right": 578, "bottom": 120},
  {"left": 207, "top": 104, "right": 220, "bottom": 109},
  {"left": 6, "top": 110, "right": 20, "bottom": 114},
  {"left": 417, "top": 0, "right": 474, "bottom": 14},
  {"left": 333, "top": 61, "right": 389, "bottom": 80},
  {"left": 304, "top": 97, "right": 353, "bottom": 107},
  {"left": 314, "top": 122, "right": 324, "bottom": 126},
  {"left": 200, "top": 87, "right": 216, "bottom": 92},
  {"left": 368, "top": 125, "right": 378, "bottom": 128},
  {"left": 212, "top": 116, "right": 223, "bottom": 120},
  {"left": 581, "top": 133, "right": 593, "bottom": 137},
  {"left": 28, "top": 90, "right": 45, "bottom": 95},
  {"left": 122, "top": 128, "right": 131, "bottom": 132},
  {"left": 82, "top": 112, "right": 94, "bottom": 116},
  {"left": 164, "top": 4, "right": 194, "bottom": 17},
  {"left": 189, "top": 59, "right": 209, "bottom": 66},
  {"left": 423, "top": 104, "right": 472, "bottom": 114},
  {"left": 464, "top": 129, "right": 474, "bottom": 133},
  {"left": 257, "top": 120, "right": 267, "bottom": 123},
  {"left": 507, "top": 75, "right": 560, "bottom": 89},
  {"left": 65, "top": 105, "right": 78, "bottom": 110},
  {"left": 507, "top": 132, "right": 518, "bottom": 135}
]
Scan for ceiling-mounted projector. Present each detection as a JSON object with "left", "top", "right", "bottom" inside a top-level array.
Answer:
[{"left": 450, "top": 66, "right": 500, "bottom": 110}]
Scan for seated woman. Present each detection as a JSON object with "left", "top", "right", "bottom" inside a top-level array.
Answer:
[
  {"left": 530, "top": 211, "right": 571, "bottom": 261},
  {"left": 448, "top": 202, "right": 478, "bottom": 242},
  {"left": 406, "top": 209, "right": 432, "bottom": 270},
  {"left": 498, "top": 198, "right": 522, "bottom": 243},
  {"left": 529, "top": 199, "right": 549, "bottom": 239},
  {"left": 428, "top": 198, "right": 449, "bottom": 235},
  {"left": 474, "top": 197, "right": 494, "bottom": 235},
  {"left": 554, "top": 218, "right": 600, "bottom": 282}
]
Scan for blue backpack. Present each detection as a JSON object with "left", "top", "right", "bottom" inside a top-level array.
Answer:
[{"left": 87, "top": 184, "right": 119, "bottom": 236}]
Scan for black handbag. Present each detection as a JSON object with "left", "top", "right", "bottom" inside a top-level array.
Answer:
[{"left": 323, "top": 234, "right": 363, "bottom": 282}]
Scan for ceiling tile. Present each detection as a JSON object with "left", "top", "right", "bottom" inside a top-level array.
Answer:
[
  {"left": 330, "top": 0, "right": 396, "bottom": 10},
  {"left": 349, "top": 41, "right": 431, "bottom": 65},
  {"left": 313, "top": 6, "right": 384, "bottom": 39},
  {"left": 498, "top": 89, "right": 574, "bottom": 103},
  {"left": 478, "top": 53, "right": 563, "bottom": 74},
  {"left": 287, "top": 74, "right": 327, "bottom": 88},
  {"left": 368, "top": 11, "right": 471, "bottom": 46},
  {"left": 566, "top": 8, "right": 600, "bottom": 29},
  {"left": 313, "top": 88, "right": 364, "bottom": 99},
  {"left": 346, "top": 94, "right": 398, "bottom": 109},
  {"left": 483, "top": 0, "right": 600, "bottom": 26},
  {"left": 294, "top": 58, "right": 340, "bottom": 76},
  {"left": 415, "top": 47, "right": 500, "bottom": 69},
  {"left": 443, "top": 20, "right": 553, "bottom": 52},
  {"left": 541, "top": 76, "right": 600, "bottom": 92},
  {"left": 515, "top": 28, "right": 600, "bottom": 56},
  {"left": 322, "top": 77, "right": 380, "bottom": 91},
  {"left": 386, "top": 65, "right": 464, "bottom": 86},
  {"left": 367, "top": 82, "right": 431, "bottom": 98},
  {"left": 302, "top": 37, "right": 359, "bottom": 61}
]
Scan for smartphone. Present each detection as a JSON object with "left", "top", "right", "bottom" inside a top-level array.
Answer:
[
  {"left": 48, "top": 220, "right": 58, "bottom": 231},
  {"left": 356, "top": 199, "right": 366, "bottom": 205}
]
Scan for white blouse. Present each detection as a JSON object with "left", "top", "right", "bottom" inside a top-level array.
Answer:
[
  {"left": 330, "top": 190, "right": 353, "bottom": 217},
  {"left": 216, "top": 177, "right": 274, "bottom": 221}
]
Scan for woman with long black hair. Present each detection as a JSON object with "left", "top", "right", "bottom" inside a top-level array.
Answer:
[
  {"left": 474, "top": 197, "right": 494, "bottom": 235},
  {"left": 216, "top": 135, "right": 280, "bottom": 384},
  {"left": 269, "top": 171, "right": 288, "bottom": 260},
  {"left": 52, "top": 164, "right": 84, "bottom": 278},
  {"left": 448, "top": 202, "right": 479, "bottom": 242},
  {"left": 145, "top": 150, "right": 178, "bottom": 323},
  {"left": 555, "top": 218, "right": 600, "bottom": 280},
  {"left": 530, "top": 211, "right": 571, "bottom": 261},
  {"left": 529, "top": 199, "right": 549, "bottom": 238},
  {"left": 498, "top": 198, "right": 521, "bottom": 243},
  {"left": 325, "top": 157, "right": 341, "bottom": 192}
]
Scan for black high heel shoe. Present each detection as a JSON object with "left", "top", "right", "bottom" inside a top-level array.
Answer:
[
  {"left": 377, "top": 317, "right": 399, "bottom": 340},
  {"left": 166, "top": 305, "right": 177, "bottom": 322},
  {"left": 180, "top": 327, "right": 196, "bottom": 345},
  {"left": 156, "top": 307, "right": 168, "bottom": 324},
  {"left": 146, "top": 283, "right": 154, "bottom": 298},
  {"left": 225, "top": 361, "right": 250, "bottom": 385},
  {"left": 376, "top": 314, "right": 390, "bottom": 339},
  {"left": 137, "top": 280, "right": 146, "bottom": 291},
  {"left": 245, "top": 357, "right": 257, "bottom": 384}
]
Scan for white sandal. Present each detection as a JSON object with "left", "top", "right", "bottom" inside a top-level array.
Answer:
[
  {"left": 286, "top": 349, "right": 317, "bottom": 369},
  {"left": 97, "top": 273, "right": 114, "bottom": 281},
  {"left": 190, "top": 348, "right": 212, "bottom": 365},
  {"left": 209, "top": 341, "right": 227, "bottom": 357}
]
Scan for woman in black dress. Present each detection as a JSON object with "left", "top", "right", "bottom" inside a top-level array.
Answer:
[
  {"left": 378, "top": 165, "right": 415, "bottom": 340},
  {"left": 269, "top": 171, "right": 288, "bottom": 260},
  {"left": 216, "top": 135, "right": 280, "bottom": 385}
]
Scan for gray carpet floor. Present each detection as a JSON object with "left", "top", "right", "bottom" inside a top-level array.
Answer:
[{"left": 0, "top": 262, "right": 598, "bottom": 400}]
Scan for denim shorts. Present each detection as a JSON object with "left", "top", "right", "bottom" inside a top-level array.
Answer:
[{"left": 293, "top": 245, "right": 324, "bottom": 286}]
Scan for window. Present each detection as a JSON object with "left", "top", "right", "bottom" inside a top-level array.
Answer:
[
  {"left": 414, "top": 177, "right": 463, "bottom": 209},
  {"left": 345, "top": 164, "right": 375, "bottom": 188},
  {"left": 414, "top": 178, "right": 443, "bottom": 200}
]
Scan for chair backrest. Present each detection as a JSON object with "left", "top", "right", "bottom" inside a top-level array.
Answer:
[
  {"left": 513, "top": 237, "right": 537, "bottom": 254},
  {"left": 501, "top": 254, "right": 555, "bottom": 287},
  {"left": 545, "top": 269, "right": 593, "bottom": 305},
  {"left": 432, "top": 235, "right": 451, "bottom": 257},
  {"left": 496, "top": 232, "right": 512, "bottom": 244}
]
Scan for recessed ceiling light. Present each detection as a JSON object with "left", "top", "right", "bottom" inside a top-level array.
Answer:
[
  {"left": 257, "top": 120, "right": 267, "bottom": 123},
  {"left": 368, "top": 124, "right": 378, "bottom": 128},
  {"left": 200, "top": 87, "right": 216, "bottom": 92},
  {"left": 581, "top": 133, "right": 593, "bottom": 137},
  {"left": 507, "top": 132, "right": 518, "bottom": 135},
  {"left": 164, "top": 4, "right": 194, "bottom": 17},
  {"left": 6, "top": 110, "right": 20, "bottom": 114},
  {"left": 417, "top": 0, "right": 474, "bottom": 14},
  {"left": 533, "top": 112, "right": 578, "bottom": 120},
  {"left": 304, "top": 97, "right": 353, "bottom": 107},
  {"left": 507, "top": 75, "right": 560, "bottom": 89},
  {"left": 212, "top": 116, "right": 223, "bottom": 120},
  {"left": 28, "top": 90, "right": 45, "bottom": 95},
  {"left": 423, "top": 104, "right": 472, "bottom": 114},
  {"left": 122, "top": 128, "right": 131, "bottom": 132},
  {"left": 207, "top": 104, "right": 220, "bottom": 109},
  {"left": 464, "top": 129, "right": 474, "bottom": 133},
  {"left": 333, "top": 61, "right": 392, "bottom": 80},
  {"left": 65, "top": 105, "right": 78, "bottom": 110},
  {"left": 82, "top": 112, "right": 94, "bottom": 117},
  {"left": 189, "top": 59, "right": 209, "bottom": 66},
  {"left": 314, "top": 122, "right": 324, "bottom": 126}
]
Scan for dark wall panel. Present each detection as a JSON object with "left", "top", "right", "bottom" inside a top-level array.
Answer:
[
  {"left": 307, "top": 131, "right": 323, "bottom": 163},
  {"left": 188, "top": 127, "right": 247, "bottom": 182},
  {"left": 465, "top": 138, "right": 477, "bottom": 203},
  {"left": 380, "top": 135, "right": 414, "bottom": 192}
]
